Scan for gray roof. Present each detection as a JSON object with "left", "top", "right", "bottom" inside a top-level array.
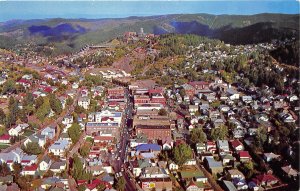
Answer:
[
  {"left": 205, "top": 157, "right": 222, "bottom": 168},
  {"left": 223, "top": 180, "right": 238, "bottom": 191},
  {"left": 50, "top": 161, "right": 66, "bottom": 169}
]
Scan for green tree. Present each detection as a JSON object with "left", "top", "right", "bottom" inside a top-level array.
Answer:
[
  {"left": 255, "top": 126, "right": 268, "bottom": 147},
  {"left": 75, "top": 105, "right": 85, "bottom": 114},
  {"left": 19, "top": 109, "right": 28, "bottom": 123},
  {"left": 16, "top": 176, "right": 31, "bottom": 190},
  {"left": 79, "top": 142, "right": 92, "bottom": 158},
  {"left": 68, "top": 123, "right": 81, "bottom": 144},
  {"left": 0, "top": 163, "right": 11, "bottom": 176},
  {"left": 12, "top": 162, "right": 22, "bottom": 178},
  {"left": 158, "top": 108, "right": 168, "bottom": 116},
  {"left": 71, "top": 154, "right": 92, "bottom": 181},
  {"left": 0, "top": 126, "right": 5, "bottom": 136},
  {"left": 210, "top": 125, "right": 228, "bottom": 141},
  {"left": 179, "top": 89, "right": 186, "bottom": 97},
  {"left": 190, "top": 128, "right": 207, "bottom": 144},
  {"left": 116, "top": 177, "right": 126, "bottom": 191},
  {"left": 5, "top": 97, "right": 18, "bottom": 128},
  {"left": 1, "top": 79, "right": 16, "bottom": 94},
  {"left": 35, "top": 96, "right": 44, "bottom": 109},
  {"left": 49, "top": 94, "right": 62, "bottom": 114},
  {"left": 36, "top": 97, "right": 51, "bottom": 123},
  {"left": 21, "top": 142, "right": 42, "bottom": 155},
  {"left": 172, "top": 144, "right": 193, "bottom": 167},
  {"left": 66, "top": 96, "right": 74, "bottom": 106},
  {"left": 0, "top": 108, "right": 6, "bottom": 124},
  {"left": 97, "top": 184, "right": 106, "bottom": 191}
]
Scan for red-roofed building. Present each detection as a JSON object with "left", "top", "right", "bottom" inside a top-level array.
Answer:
[
  {"left": 21, "top": 164, "right": 38, "bottom": 176},
  {"left": 206, "top": 141, "right": 217, "bottom": 154},
  {"left": 16, "top": 79, "right": 31, "bottom": 88},
  {"left": 230, "top": 139, "right": 244, "bottom": 152},
  {"left": 0, "top": 134, "right": 11, "bottom": 144},
  {"left": 43, "top": 87, "right": 55, "bottom": 93},
  {"left": 86, "top": 179, "right": 111, "bottom": 191},
  {"left": 253, "top": 174, "right": 279, "bottom": 187},
  {"left": 107, "top": 87, "right": 124, "bottom": 96},
  {"left": 239, "top": 151, "right": 251, "bottom": 162}
]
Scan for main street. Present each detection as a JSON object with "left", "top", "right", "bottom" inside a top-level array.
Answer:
[{"left": 112, "top": 88, "right": 139, "bottom": 191}]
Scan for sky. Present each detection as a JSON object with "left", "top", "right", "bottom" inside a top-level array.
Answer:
[{"left": 0, "top": 1, "right": 299, "bottom": 22}]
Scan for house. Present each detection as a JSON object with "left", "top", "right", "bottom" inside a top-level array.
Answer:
[
  {"left": 206, "top": 141, "right": 217, "bottom": 154},
  {"left": 8, "top": 123, "right": 29, "bottom": 136},
  {"left": 196, "top": 143, "right": 206, "bottom": 155},
  {"left": 39, "top": 155, "right": 52, "bottom": 171},
  {"left": 219, "top": 105, "right": 230, "bottom": 112},
  {"left": 140, "top": 177, "right": 172, "bottom": 191},
  {"left": 186, "top": 181, "right": 204, "bottom": 191},
  {"left": 20, "top": 155, "right": 37, "bottom": 166},
  {"left": 189, "top": 105, "right": 199, "bottom": 115},
  {"left": 281, "top": 165, "right": 298, "bottom": 179},
  {"left": 242, "top": 96, "right": 253, "bottom": 104},
  {"left": 217, "top": 140, "right": 230, "bottom": 153},
  {"left": 48, "top": 140, "right": 70, "bottom": 157},
  {"left": 78, "top": 97, "right": 90, "bottom": 109},
  {"left": 227, "top": 169, "right": 245, "bottom": 180},
  {"left": 230, "top": 140, "right": 244, "bottom": 152},
  {"left": 289, "top": 95, "right": 298, "bottom": 102},
  {"left": 102, "top": 163, "right": 113, "bottom": 174},
  {"left": 223, "top": 180, "right": 238, "bottom": 191},
  {"left": 203, "top": 94, "right": 216, "bottom": 102},
  {"left": 253, "top": 174, "right": 279, "bottom": 187},
  {"left": 204, "top": 157, "right": 223, "bottom": 174},
  {"left": 85, "top": 179, "right": 112, "bottom": 191},
  {"left": 50, "top": 160, "right": 67, "bottom": 174},
  {"left": 0, "top": 134, "right": 11, "bottom": 144},
  {"left": 62, "top": 115, "right": 73, "bottom": 125},
  {"left": 130, "top": 159, "right": 151, "bottom": 177},
  {"left": 16, "top": 79, "right": 31, "bottom": 88},
  {"left": 23, "top": 134, "right": 46, "bottom": 148},
  {"left": 238, "top": 151, "right": 251, "bottom": 162},
  {"left": 221, "top": 154, "right": 234, "bottom": 166},
  {"left": 136, "top": 143, "right": 161, "bottom": 153},
  {"left": 21, "top": 164, "right": 38, "bottom": 176},
  {"left": 263, "top": 152, "right": 281, "bottom": 162},
  {"left": 41, "top": 126, "right": 56, "bottom": 139},
  {"left": 232, "top": 178, "right": 248, "bottom": 190},
  {"left": 168, "top": 161, "right": 179, "bottom": 171},
  {"left": 227, "top": 89, "right": 240, "bottom": 100}
]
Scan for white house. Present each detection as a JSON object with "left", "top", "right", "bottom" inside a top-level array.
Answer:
[
  {"left": 50, "top": 161, "right": 67, "bottom": 174},
  {"left": 21, "top": 164, "right": 38, "bottom": 176},
  {"left": 39, "top": 155, "right": 52, "bottom": 171},
  {"left": 168, "top": 162, "right": 179, "bottom": 171},
  {"left": 41, "top": 127, "right": 56, "bottom": 140},
  {"left": 227, "top": 89, "right": 240, "bottom": 100},
  {"left": 62, "top": 115, "right": 74, "bottom": 125},
  {"left": 48, "top": 140, "right": 70, "bottom": 157},
  {"left": 8, "top": 123, "right": 29, "bottom": 136},
  {"left": 78, "top": 97, "right": 90, "bottom": 109}
]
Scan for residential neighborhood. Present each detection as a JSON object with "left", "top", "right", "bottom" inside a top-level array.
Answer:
[{"left": 0, "top": 25, "right": 298, "bottom": 191}]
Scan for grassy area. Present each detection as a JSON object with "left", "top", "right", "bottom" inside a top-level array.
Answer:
[{"left": 0, "top": 144, "right": 10, "bottom": 149}]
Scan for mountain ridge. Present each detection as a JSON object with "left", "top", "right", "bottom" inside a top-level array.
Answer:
[{"left": 0, "top": 13, "right": 298, "bottom": 54}]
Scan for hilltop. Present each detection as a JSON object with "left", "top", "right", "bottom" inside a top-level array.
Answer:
[{"left": 0, "top": 13, "right": 299, "bottom": 54}]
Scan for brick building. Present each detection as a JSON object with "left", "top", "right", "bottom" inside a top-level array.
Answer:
[{"left": 136, "top": 125, "right": 171, "bottom": 141}]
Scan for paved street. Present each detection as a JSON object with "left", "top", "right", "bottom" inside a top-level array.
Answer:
[{"left": 112, "top": 88, "right": 139, "bottom": 191}]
